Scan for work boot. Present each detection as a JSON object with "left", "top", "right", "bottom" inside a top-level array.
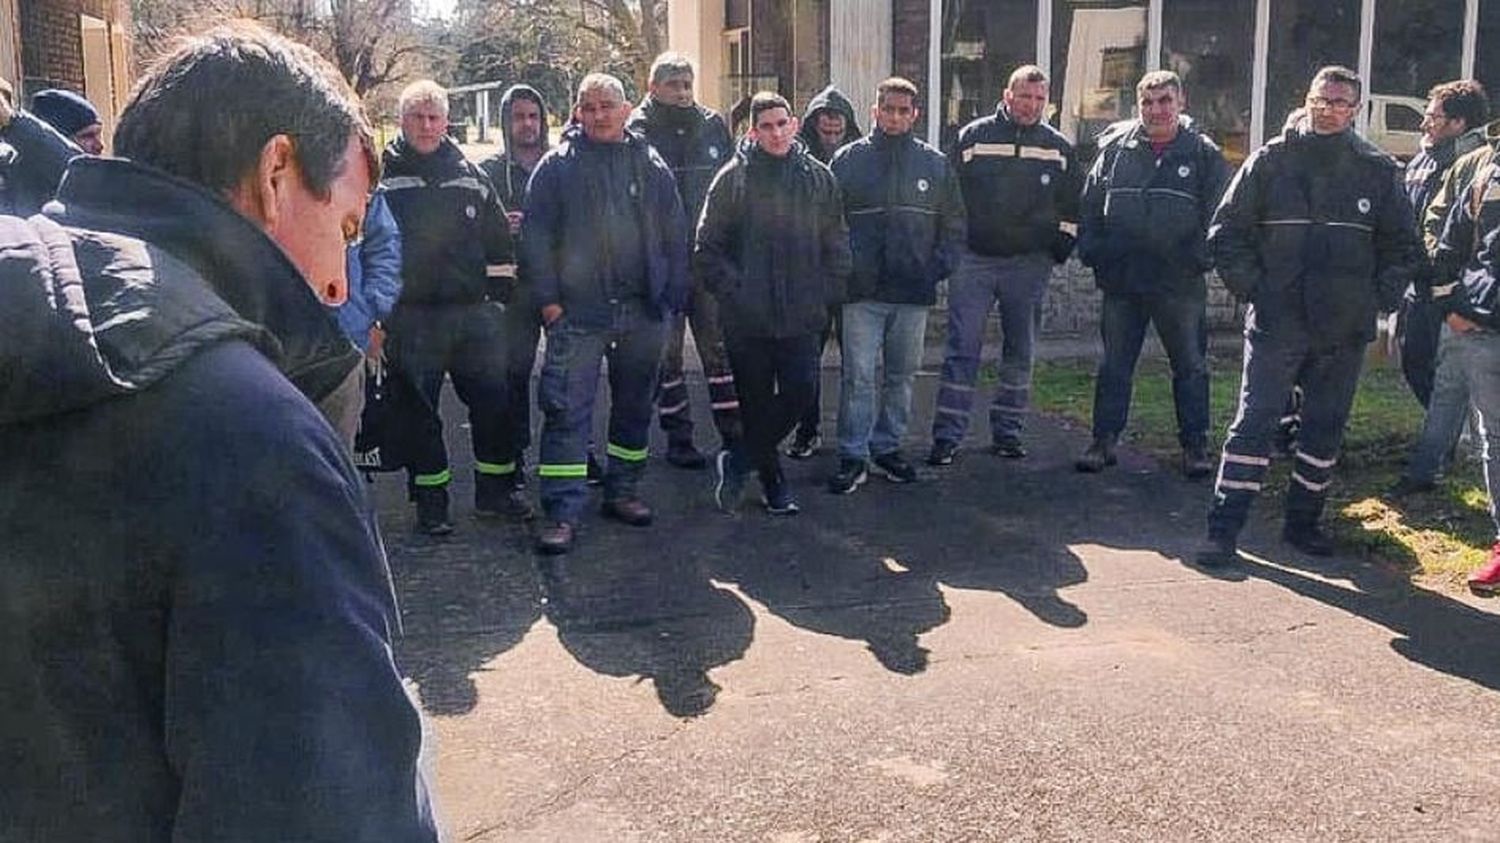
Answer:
[
  {"left": 784, "top": 430, "right": 822, "bottom": 460},
  {"left": 1468, "top": 543, "right": 1500, "bottom": 595},
  {"left": 1195, "top": 532, "right": 1238, "bottom": 568},
  {"left": 990, "top": 436, "right": 1027, "bottom": 459},
  {"left": 1075, "top": 436, "right": 1117, "bottom": 473},
  {"left": 1283, "top": 521, "right": 1335, "bottom": 556},
  {"left": 413, "top": 485, "right": 453, "bottom": 536},
  {"left": 1182, "top": 443, "right": 1214, "bottom": 480},
  {"left": 602, "top": 496, "right": 654, "bottom": 527},
  {"left": 666, "top": 439, "right": 708, "bottom": 469},
  {"left": 926, "top": 440, "right": 958, "bottom": 466},
  {"left": 475, "top": 471, "right": 534, "bottom": 521},
  {"left": 535, "top": 521, "right": 575, "bottom": 555}
]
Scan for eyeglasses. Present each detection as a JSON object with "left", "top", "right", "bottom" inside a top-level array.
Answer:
[{"left": 1307, "top": 96, "right": 1359, "bottom": 111}]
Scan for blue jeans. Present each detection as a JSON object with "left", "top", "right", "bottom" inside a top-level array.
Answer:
[
  {"left": 1092, "top": 289, "right": 1210, "bottom": 447},
  {"left": 932, "top": 251, "right": 1052, "bottom": 445},
  {"left": 537, "top": 301, "right": 667, "bottom": 524},
  {"left": 1414, "top": 327, "right": 1500, "bottom": 537},
  {"left": 837, "top": 301, "right": 929, "bottom": 461},
  {"left": 1405, "top": 324, "right": 1473, "bottom": 483}
]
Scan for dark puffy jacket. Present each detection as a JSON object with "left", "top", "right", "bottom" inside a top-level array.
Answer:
[
  {"left": 798, "top": 85, "right": 862, "bottom": 164},
  {"left": 477, "top": 83, "right": 551, "bottom": 212},
  {"left": 1078, "top": 116, "right": 1231, "bottom": 295},
  {"left": 1406, "top": 126, "right": 1487, "bottom": 228},
  {"left": 831, "top": 128, "right": 966, "bottom": 305},
  {"left": 0, "top": 158, "right": 436, "bottom": 842},
  {"left": 695, "top": 140, "right": 852, "bottom": 338},
  {"left": 629, "top": 97, "right": 733, "bottom": 224},
  {"left": 520, "top": 125, "right": 690, "bottom": 325},
  {"left": 1209, "top": 124, "right": 1421, "bottom": 346},
  {"left": 1432, "top": 158, "right": 1500, "bottom": 328},
  {"left": 0, "top": 110, "right": 78, "bottom": 215},
  {"left": 953, "top": 104, "right": 1081, "bottom": 260},
  {"left": 382, "top": 136, "right": 514, "bottom": 306}
]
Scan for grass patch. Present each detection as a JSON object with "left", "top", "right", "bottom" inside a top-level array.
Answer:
[{"left": 1026, "top": 351, "right": 1491, "bottom": 586}]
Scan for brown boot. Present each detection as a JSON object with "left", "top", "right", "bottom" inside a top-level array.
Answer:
[
  {"left": 535, "top": 521, "right": 575, "bottom": 555},
  {"left": 602, "top": 497, "right": 654, "bottom": 527}
]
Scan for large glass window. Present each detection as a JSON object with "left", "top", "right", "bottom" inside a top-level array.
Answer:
[
  {"left": 1478, "top": 0, "right": 1500, "bottom": 108},
  {"left": 1370, "top": 0, "right": 1464, "bottom": 159},
  {"left": 1051, "top": 0, "right": 1149, "bottom": 158},
  {"left": 939, "top": 0, "right": 1037, "bottom": 152},
  {"left": 1162, "top": 0, "right": 1255, "bottom": 164},
  {"left": 1265, "top": 0, "right": 1361, "bottom": 135}
]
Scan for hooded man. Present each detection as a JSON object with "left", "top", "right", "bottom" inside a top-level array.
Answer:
[
  {"left": 381, "top": 79, "right": 522, "bottom": 535},
  {"left": 0, "top": 23, "right": 436, "bottom": 840},
  {"left": 628, "top": 53, "right": 742, "bottom": 470},
  {"left": 30, "top": 88, "right": 104, "bottom": 155},
  {"left": 479, "top": 84, "right": 552, "bottom": 496},
  {"left": 786, "top": 84, "right": 863, "bottom": 460}
]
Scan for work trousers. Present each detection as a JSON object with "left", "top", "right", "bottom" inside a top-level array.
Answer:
[
  {"left": 725, "top": 332, "right": 822, "bottom": 484},
  {"left": 657, "top": 279, "right": 741, "bottom": 448}
]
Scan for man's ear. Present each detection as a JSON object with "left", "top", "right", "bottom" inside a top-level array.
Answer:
[{"left": 227, "top": 134, "right": 296, "bottom": 230}]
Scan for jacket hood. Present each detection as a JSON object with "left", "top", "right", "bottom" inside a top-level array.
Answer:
[
  {"left": 558, "top": 122, "right": 653, "bottom": 154},
  {"left": 499, "top": 84, "right": 550, "bottom": 155},
  {"left": 0, "top": 157, "right": 359, "bottom": 425},
  {"left": 1100, "top": 114, "right": 1201, "bottom": 145},
  {"left": 798, "top": 85, "right": 863, "bottom": 152},
  {"left": 1279, "top": 119, "right": 1397, "bottom": 165}
]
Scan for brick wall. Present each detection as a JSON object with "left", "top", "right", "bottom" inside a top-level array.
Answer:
[
  {"left": 19, "top": 0, "right": 121, "bottom": 94},
  {"left": 891, "top": 0, "right": 929, "bottom": 139},
  {"left": 751, "top": 0, "right": 793, "bottom": 95}
]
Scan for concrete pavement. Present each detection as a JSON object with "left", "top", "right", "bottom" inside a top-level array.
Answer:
[{"left": 375, "top": 366, "right": 1500, "bottom": 841}]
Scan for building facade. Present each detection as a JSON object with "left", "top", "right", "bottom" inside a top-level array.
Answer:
[{"left": 3, "top": 0, "right": 133, "bottom": 145}]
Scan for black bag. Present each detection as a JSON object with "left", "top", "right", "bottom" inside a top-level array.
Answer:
[{"left": 352, "top": 360, "right": 418, "bottom": 474}]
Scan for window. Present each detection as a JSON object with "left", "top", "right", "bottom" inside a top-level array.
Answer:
[
  {"left": 1051, "top": 0, "right": 1149, "bottom": 158},
  {"left": 1162, "top": 0, "right": 1255, "bottom": 164},
  {"left": 939, "top": 0, "right": 1038, "bottom": 152},
  {"left": 1265, "top": 0, "right": 1361, "bottom": 134},
  {"left": 1478, "top": 0, "right": 1500, "bottom": 105}
]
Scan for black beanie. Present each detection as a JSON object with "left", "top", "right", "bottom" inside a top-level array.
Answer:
[{"left": 31, "top": 89, "right": 100, "bottom": 138}]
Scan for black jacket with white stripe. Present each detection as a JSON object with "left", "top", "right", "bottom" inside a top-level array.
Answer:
[
  {"left": 1209, "top": 123, "right": 1420, "bottom": 347},
  {"left": 382, "top": 136, "right": 514, "bottom": 306},
  {"left": 951, "top": 104, "right": 1080, "bottom": 261}
]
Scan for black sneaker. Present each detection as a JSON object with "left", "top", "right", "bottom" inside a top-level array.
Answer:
[
  {"left": 475, "top": 471, "right": 534, "bottom": 520},
  {"left": 990, "top": 437, "right": 1027, "bottom": 459},
  {"left": 926, "top": 440, "right": 958, "bottom": 466},
  {"left": 1195, "top": 533, "right": 1238, "bottom": 568},
  {"left": 784, "top": 431, "right": 821, "bottom": 460},
  {"left": 872, "top": 451, "right": 917, "bottom": 483},
  {"left": 586, "top": 451, "right": 604, "bottom": 486},
  {"left": 1283, "top": 522, "right": 1335, "bottom": 556},
  {"left": 413, "top": 485, "right": 454, "bottom": 536},
  {"left": 762, "top": 479, "right": 801, "bottom": 515},
  {"left": 828, "top": 459, "right": 868, "bottom": 494},
  {"left": 1182, "top": 443, "right": 1214, "bottom": 480},
  {"left": 713, "top": 449, "right": 747, "bottom": 513},
  {"left": 1075, "top": 437, "right": 1117, "bottom": 473}
]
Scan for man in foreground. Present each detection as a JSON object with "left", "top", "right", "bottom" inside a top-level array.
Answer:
[
  {"left": 1200, "top": 66, "right": 1419, "bottom": 566},
  {"left": 0, "top": 23, "right": 436, "bottom": 840},
  {"left": 1076, "top": 70, "right": 1229, "bottom": 478},
  {"left": 698, "top": 92, "right": 851, "bottom": 514},
  {"left": 828, "top": 77, "right": 964, "bottom": 494}
]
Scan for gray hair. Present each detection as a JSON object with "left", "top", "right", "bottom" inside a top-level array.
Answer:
[
  {"left": 650, "top": 53, "right": 695, "bottom": 87},
  {"left": 399, "top": 79, "right": 449, "bottom": 116},
  {"left": 576, "top": 73, "right": 626, "bottom": 106}
]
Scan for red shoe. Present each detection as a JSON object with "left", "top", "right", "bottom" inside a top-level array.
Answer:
[{"left": 1468, "top": 544, "right": 1500, "bottom": 595}]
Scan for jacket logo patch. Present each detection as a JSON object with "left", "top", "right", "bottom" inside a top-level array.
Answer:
[
  {"left": 1178, "top": 165, "right": 1191, "bottom": 178},
  {"left": 1040, "top": 173, "right": 1052, "bottom": 186},
  {"left": 709, "top": 146, "right": 720, "bottom": 159},
  {"left": 917, "top": 178, "right": 930, "bottom": 192},
  {"left": 465, "top": 205, "right": 477, "bottom": 219},
  {"left": 629, "top": 182, "right": 640, "bottom": 197},
  {"left": 1357, "top": 198, "right": 1372, "bottom": 215}
]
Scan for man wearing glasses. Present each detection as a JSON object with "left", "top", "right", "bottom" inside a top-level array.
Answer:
[{"left": 1198, "top": 66, "right": 1421, "bottom": 566}]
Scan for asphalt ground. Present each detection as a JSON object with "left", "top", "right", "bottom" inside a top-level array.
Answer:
[{"left": 374, "top": 363, "right": 1500, "bottom": 842}]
